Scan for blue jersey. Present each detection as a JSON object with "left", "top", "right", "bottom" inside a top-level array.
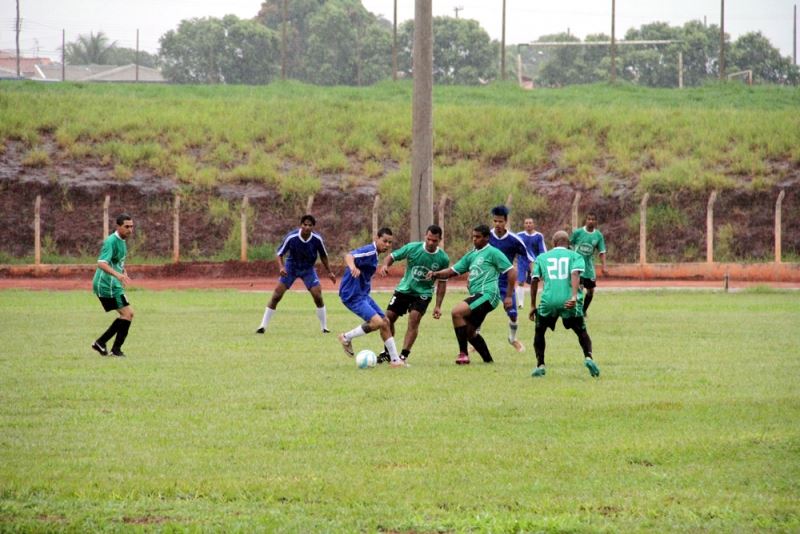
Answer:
[
  {"left": 339, "top": 242, "right": 380, "bottom": 302},
  {"left": 276, "top": 230, "right": 328, "bottom": 272},
  {"left": 490, "top": 229, "right": 533, "bottom": 279},
  {"left": 516, "top": 230, "right": 547, "bottom": 269}
]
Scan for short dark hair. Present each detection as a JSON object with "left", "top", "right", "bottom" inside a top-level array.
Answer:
[
  {"left": 116, "top": 213, "right": 132, "bottom": 226},
  {"left": 426, "top": 224, "right": 443, "bottom": 237},
  {"left": 491, "top": 205, "right": 509, "bottom": 220},
  {"left": 473, "top": 224, "right": 490, "bottom": 237},
  {"left": 377, "top": 227, "right": 393, "bottom": 238},
  {"left": 300, "top": 214, "right": 316, "bottom": 226},
  {"left": 585, "top": 212, "right": 597, "bottom": 221}
]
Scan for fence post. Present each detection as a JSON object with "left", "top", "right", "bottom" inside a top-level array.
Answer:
[
  {"left": 505, "top": 193, "right": 513, "bottom": 228},
  {"left": 34, "top": 195, "right": 41, "bottom": 265},
  {"left": 306, "top": 194, "right": 315, "bottom": 214},
  {"left": 172, "top": 193, "right": 180, "bottom": 263},
  {"left": 775, "top": 189, "right": 785, "bottom": 263},
  {"left": 240, "top": 195, "right": 249, "bottom": 262},
  {"left": 438, "top": 195, "right": 448, "bottom": 247},
  {"left": 372, "top": 195, "right": 381, "bottom": 238},
  {"left": 639, "top": 193, "right": 649, "bottom": 265},
  {"left": 706, "top": 190, "right": 718, "bottom": 263},
  {"left": 678, "top": 51, "right": 683, "bottom": 89},
  {"left": 103, "top": 194, "right": 110, "bottom": 238},
  {"left": 571, "top": 191, "right": 582, "bottom": 230}
]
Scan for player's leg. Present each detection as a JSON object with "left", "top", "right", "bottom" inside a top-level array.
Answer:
[
  {"left": 451, "top": 300, "right": 473, "bottom": 364},
  {"left": 308, "top": 284, "right": 330, "bottom": 333},
  {"left": 93, "top": 295, "right": 129, "bottom": 356},
  {"left": 531, "top": 312, "right": 556, "bottom": 377},
  {"left": 400, "top": 309, "right": 423, "bottom": 360},
  {"left": 516, "top": 263, "right": 527, "bottom": 309},
  {"left": 257, "top": 280, "right": 291, "bottom": 333},
  {"left": 338, "top": 296, "right": 380, "bottom": 356},
  {"left": 110, "top": 302, "right": 134, "bottom": 357},
  {"left": 501, "top": 278, "right": 524, "bottom": 352},
  {"left": 378, "top": 292, "right": 406, "bottom": 364},
  {"left": 465, "top": 296, "right": 495, "bottom": 363},
  {"left": 581, "top": 278, "right": 596, "bottom": 317},
  {"left": 565, "top": 316, "right": 599, "bottom": 377}
]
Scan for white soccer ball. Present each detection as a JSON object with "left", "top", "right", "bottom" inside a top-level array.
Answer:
[{"left": 355, "top": 349, "right": 377, "bottom": 369}]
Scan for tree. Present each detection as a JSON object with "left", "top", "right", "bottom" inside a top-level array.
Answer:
[
  {"left": 159, "top": 15, "right": 280, "bottom": 84},
  {"left": 103, "top": 47, "right": 159, "bottom": 68},
  {"left": 534, "top": 33, "right": 584, "bottom": 86},
  {"left": 256, "top": 0, "right": 325, "bottom": 79},
  {"left": 65, "top": 31, "right": 117, "bottom": 64},
  {"left": 398, "top": 17, "right": 496, "bottom": 85},
  {"left": 730, "top": 32, "right": 800, "bottom": 84}
]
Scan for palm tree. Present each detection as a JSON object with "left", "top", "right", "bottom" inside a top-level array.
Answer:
[{"left": 65, "top": 31, "right": 118, "bottom": 65}]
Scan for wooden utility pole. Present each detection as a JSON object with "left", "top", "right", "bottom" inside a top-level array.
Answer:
[
  {"left": 61, "top": 29, "right": 65, "bottom": 81},
  {"left": 281, "top": 0, "right": 287, "bottom": 80},
  {"left": 411, "top": 0, "right": 434, "bottom": 242},
  {"left": 501, "top": 0, "right": 507, "bottom": 80},
  {"left": 678, "top": 50, "right": 683, "bottom": 88},
  {"left": 794, "top": 4, "right": 797, "bottom": 65},
  {"left": 240, "top": 196, "right": 249, "bottom": 262},
  {"left": 15, "top": 0, "right": 21, "bottom": 77},
  {"left": 719, "top": 0, "right": 726, "bottom": 79},
  {"left": 707, "top": 191, "right": 718, "bottom": 263},
  {"left": 135, "top": 29, "right": 140, "bottom": 82},
  {"left": 34, "top": 195, "right": 41, "bottom": 265},
  {"left": 392, "top": 0, "right": 398, "bottom": 80},
  {"left": 775, "top": 190, "right": 785, "bottom": 263},
  {"left": 611, "top": 0, "right": 616, "bottom": 82},
  {"left": 639, "top": 193, "right": 649, "bottom": 265},
  {"left": 103, "top": 195, "right": 110, "bottom": 238},
  {"left": 173, "top": 194, "right": 180, "bottom": 263},
  {"left": 454, "top": 6, "right": 463, "bottom": 18}
]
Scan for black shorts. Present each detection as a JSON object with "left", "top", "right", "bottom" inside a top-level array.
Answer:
[
  {"left": 464, "top": 294, "right": 496, "bottom": 329},
  {"left": 387, "top": 291, "right": 431, "bottom": 317},
  {"left": 536, "top": 312, "right": 585, "bottom": 332},
  {"left": 580, "top": 277, "right": 597, "bottom": 290},
  {"left": 98, "top": 294, "right": 130, "bottom": 312}
]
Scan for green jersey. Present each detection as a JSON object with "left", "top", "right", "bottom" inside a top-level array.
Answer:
[
  {"left": 570, "top": 226, "right": 606, "bottom": 280},
  {"left": 392, "top": 242, "right": 450, "bottom": 297},
  {"left": 533, "top": 247, "right": 586, "bottom": 318},
  {"left": 452, "top": 244, "right": 513, "bottom": 308},
  {"left": 92, "top": 232, "right": 127, "bottom": 298}
]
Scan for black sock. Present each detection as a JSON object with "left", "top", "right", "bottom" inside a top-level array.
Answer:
[
  {"left": 574, "top": 327, "right": 593, "bottom": 358},
  {"left": 111, "top": 319, "right": 131, "bottom": 351},
  {"left": 455, "top": 325, "right": 469, "bottom": 354},
  {"left": 583, "top": 292, "right": 594, "bottom": 315},
  {"left": 534, "top": 325, "right": 547, "bottom": 367},
  {"left": 469, "top": 334, "right": 493, "bottom": 363},
  {"left": 98, "top": 319, "right": 122, "bottom": 345},
  {"left": 401, "top": 349, "right": 410, "bottom": 360}
]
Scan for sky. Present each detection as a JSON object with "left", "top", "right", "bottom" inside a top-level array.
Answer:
[{"left": 1, "top": 0, "right": 797, "bottom": 62}]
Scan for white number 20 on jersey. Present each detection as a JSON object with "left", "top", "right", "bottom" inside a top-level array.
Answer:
[{"left": 546, "top": 257, "right": 570, "bottom": 280}]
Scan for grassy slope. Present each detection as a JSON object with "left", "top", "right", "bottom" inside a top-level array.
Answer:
[{"left": 0, "top": 289, "right": 798, "bottom": 531}]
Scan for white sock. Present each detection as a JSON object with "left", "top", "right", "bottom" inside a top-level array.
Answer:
[
  {"left": 508, "top": 320, "right": 518, "bottom": 341},
  {"left": 385, "top": 337, "right": 400, "bottom": 362},
  {"left": 316, "top": 306, "right": 327, "bottom": 331},
  {"left": 516, "top": 286, "right": 525, "bottom": 307},
  {"left": 259, "top": 307, "right": 275, "bottom": 329},
  {"left": 344, "top": 325, "right": 367, "bottom": 341}
]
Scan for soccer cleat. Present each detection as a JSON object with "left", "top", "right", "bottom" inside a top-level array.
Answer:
[
  {"left": 321, "top": 328, "right": 331, "bottom": 334},
  {"left": 584, "top": 357, "right": 600, "bottom": 377},
  {"left": 376, "top": 351, "right": 391, "bottom": 364},
  {"left": 508, "top": 337, "right": 525, "bottom": 352},
  {"left": 337, "top": 333, "right": 354, "bottom": 357},
  {"left": 531, "top": 366, "right": 546, "bottom": 377},
  {"left": 91, "top": 341, "right": 108, "bottom": 356},
  {"left": 455, "top": 352, "right": 470, "bottom": 365},
  {"left": 255, "top": 327, "right": 265, "bottom": 334},
  {"left": 110, "top": 349, "right": 126, "bottom": 358}
]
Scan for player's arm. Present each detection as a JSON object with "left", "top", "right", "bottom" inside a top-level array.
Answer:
[
  {"left": 344, "top": 252, "right": 360, "bottom": 278},
  {"left": 379, "top": 253, "right": 395, "bottom": 277},
  {"left": 528, "top": 277, "right": 539, "bottom": 321},
  {"left": 432, "top": 277, "right": 447, "bottom": 319},
  {"left": 97, "top": 260, "right": 131, "bottom": 287},
  {"left": 276, "top": 253, "right": 287, "bottom": 276},
  {"left": 319, "top": 254, "right": 336, "bottom": 284},
  {"left": 599, "top": 251, "right": 607, "bottom": 276},
  {"left": 428, "top": 267, "right": 457, "bottom": 281}
]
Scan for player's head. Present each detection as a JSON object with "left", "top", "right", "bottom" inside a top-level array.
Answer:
[
  {"left": 424, "top": 224, "right": 442, "bottom": 252},
  {"left": 472, "top": 224, "right": 491, "bottom": 248},
  {"left": 116, "top": 213, "right": 134, "bottom": 239},
  {"left": 299, "top": 214, "right": 316, "bottom": 237},
  {"left": 524, "top": 217, "right": 535, "bottom": 232},
  {"left": 584, "top": 213, "right": 597, "bottom": 230},
  {"left": 375, "top": 227, "right": 393, "bottom": 253},
  {"left": 491, "top": 205, "right": 509, "bottom": 233},
  {"left": 552, "top": 230, "right": 570, "bottom": 247}
]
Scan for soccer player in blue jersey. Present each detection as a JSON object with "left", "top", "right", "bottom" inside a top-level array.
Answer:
[
  {"left": 256, "top": 214, "right": 336, "bottom": 334},
  {"left": 338, "top": 227, "right": 405, "bottom": 367},
  {"left": 489, "top": 206, "right": 534, "bottom": 352},
  {"left": 515, "top": 217, "right": 547, "bottom": 309}
]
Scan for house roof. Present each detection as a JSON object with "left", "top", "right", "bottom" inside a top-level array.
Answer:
[{"left": 31, "top": 63, "right": 165, "bottom": 82}]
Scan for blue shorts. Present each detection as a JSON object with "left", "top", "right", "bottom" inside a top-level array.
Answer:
[
  {"left": 517, "top": 262, "right": 530, "bottom": 285},
  {"left": 279, "top": 267, "right": 320, "bottom": 290},
  {"left": 343, "top": 295, "right": 385, "bottom": 322},
  {"left": 498, "top": 275, "right": 518, "bottom": 320}
]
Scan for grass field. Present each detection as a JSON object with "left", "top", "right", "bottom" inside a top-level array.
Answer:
[{"left": 1, "top": 288, "right": 799, "bottom": 532}]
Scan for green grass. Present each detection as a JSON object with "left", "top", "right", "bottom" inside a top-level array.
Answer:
[{"left": 1, "top": 289, "right": 799, "bottom": 531}]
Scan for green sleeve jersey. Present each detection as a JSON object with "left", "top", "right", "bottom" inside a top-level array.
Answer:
[
  {"left": 452, "top": 244, "right": 512, "bottom": 307},
  {"left": 533, "top": 247, "right": 586, "bottom": 318},
  {"left": 569, "top": 227, "right": 606, "bottom": 280},
  {"left": 92, "top": 233, "right": 127, "bottom": 297},
  {"left": 392, "top": 242, "right": 450, "bottom": 297}
]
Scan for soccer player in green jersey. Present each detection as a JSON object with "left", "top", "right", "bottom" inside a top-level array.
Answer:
[
  {"left": 91, "top": 214, "right": 135, "bottom": 357},
  {"left": 377, "top": 224, "right": 450, "bottom": 363},
  {"left": 529, "top": 231, "right": 600, "bottom": 378},
  {"left": 569, "top": 212, "right": 607, "bottom": 317},
  {"left": 429, "top": 224, "right": 516, "bottom": 365}
]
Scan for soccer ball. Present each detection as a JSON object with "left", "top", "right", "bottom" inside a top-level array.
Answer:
[{"left": 355, "top": 349, "right": 377, "bottom": 369}]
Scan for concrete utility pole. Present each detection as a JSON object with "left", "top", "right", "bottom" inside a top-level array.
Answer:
[
  {"left": 719, "top": 0, "right": 725, "bottom": 79},
  {"left": 281, "top": 0, "right": 287, "bottom": 80},
  {"left": 135, "top": 29, "right": 140, "bottom": 82},
  {"left": 15, "top": 0, "right": 21, "bottom": 77},
  {"left": 411, "top": 0, "right": 434, "bottom": 242},
  {"left": 392, "top": 0, "right": 398, "bottom": 80},
  {"left": 453, "top": 6, "right": 463, "bottom": 18},
  {"left": 501, "top": 0, "right": 507, "bottom": 80},
  {"left": 610, "top": 0, "right": 616, "bottom": 82},
  {"left": 61, "top": 29, "right": 65, "bottom": 81},
  {"left": 794, "top": 4, "right": 797, "bottom": 65}
]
